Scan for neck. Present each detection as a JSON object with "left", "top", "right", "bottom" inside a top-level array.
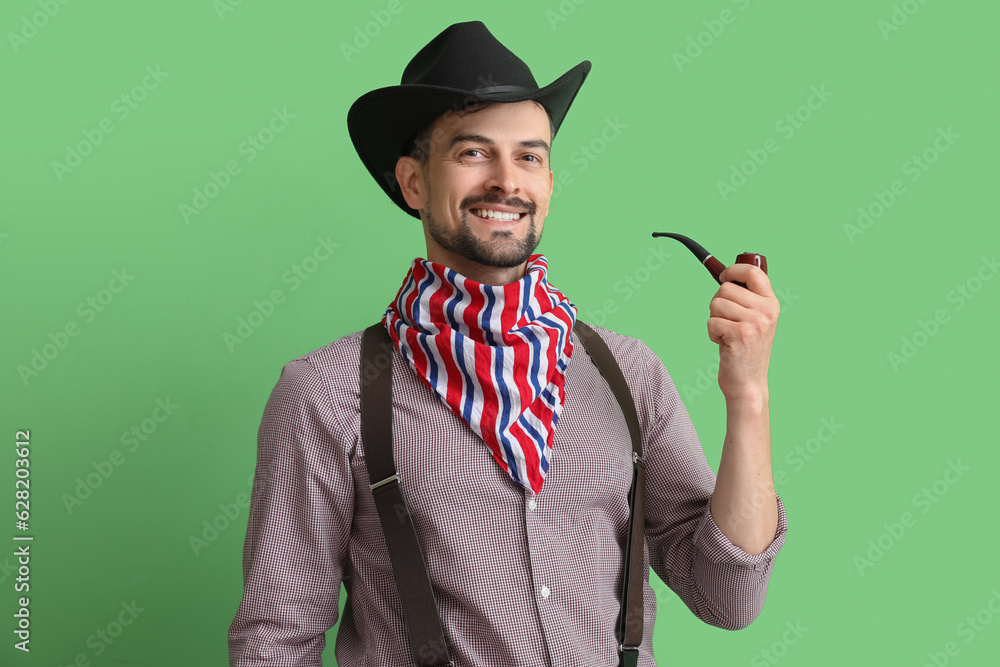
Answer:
[{"left": 425, "top": 248, "right": 528, "bottom": 286}]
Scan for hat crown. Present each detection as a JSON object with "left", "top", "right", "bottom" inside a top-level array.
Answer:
[
  {"left": 347, "top": 21, "right": 590, "bottom": 219},
  {"left": 401, "top": 21, "right": 539, "bottom": 93}
]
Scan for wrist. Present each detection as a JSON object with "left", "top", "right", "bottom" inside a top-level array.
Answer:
[{"left": 724, "top": 385, "right": 769, "bottom": 413}]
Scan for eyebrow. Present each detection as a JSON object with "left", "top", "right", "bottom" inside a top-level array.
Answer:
[{"left": 449, "top": 133, "right": 551, "bottom": 155}]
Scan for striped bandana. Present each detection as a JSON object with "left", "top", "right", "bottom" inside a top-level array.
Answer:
[{"left": 382, "top": 254, "right": 577, "bottom": 494}]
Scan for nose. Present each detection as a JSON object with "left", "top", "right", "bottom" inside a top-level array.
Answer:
[{"left": 483, "top": 157, "right": 520, "bottom": 196}]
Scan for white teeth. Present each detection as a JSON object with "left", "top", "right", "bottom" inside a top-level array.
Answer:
[{"left": 473, "top": 208, "right": 521, "bottom": 222}]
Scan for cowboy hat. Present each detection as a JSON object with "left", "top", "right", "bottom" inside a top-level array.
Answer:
[{"left": 347, "top": 20, "right": 591, "bottom": 219}]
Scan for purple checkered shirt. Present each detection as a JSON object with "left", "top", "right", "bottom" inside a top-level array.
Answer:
[{"left": 228, "top": 323, "right": 788, "bottom": 666}]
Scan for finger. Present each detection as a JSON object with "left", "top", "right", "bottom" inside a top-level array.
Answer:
[
  {"left": 713, "top": 279, "right": 767, "bottom": 311},
  {"left": 709, "top": 293, "right": 751, "bottom": 323},
  {"left": 707, "top": 315, "right": 744, "bottom": 345},
  {"left": 718, "top": 264, "right": 773, "bottom": 297},
  {"left": 710, "top": 286, "right": 780, "bottom": 336},
  {"left": 709, "top": 316, "right": 765, "bottom": 353}
]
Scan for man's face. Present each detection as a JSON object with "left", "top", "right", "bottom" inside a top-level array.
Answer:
[{"left": 400, "top": 101, "right": 555, "bottom": 273}]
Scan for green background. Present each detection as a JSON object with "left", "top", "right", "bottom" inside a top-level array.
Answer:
[{"left": 2, "top": 0, "right": 998, "bottom": 665}]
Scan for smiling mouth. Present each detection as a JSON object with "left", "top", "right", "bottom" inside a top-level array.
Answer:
[{"left": 469, "top": 208, "right": 525, "bottom": 222}]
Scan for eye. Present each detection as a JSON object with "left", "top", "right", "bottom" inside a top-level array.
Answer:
[
  {"left": 461, "top": 148, "right": 485, "bottom": 158},
  {"left": 522, "top": 154, "right": 542, "bottom": 163}
]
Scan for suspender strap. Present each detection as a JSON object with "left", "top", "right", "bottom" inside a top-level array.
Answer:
[
  {"left": 573, "top": 321, "right": 646, "bottom": 667},
  {"left": 359, "top": 321, "right": 646, "bottom": 667},
  {"left": 360, "top": 323, "right": 453, "bottom": 667}
]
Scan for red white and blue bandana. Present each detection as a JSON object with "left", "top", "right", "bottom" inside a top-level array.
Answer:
[{"left": 382, "top": 255, "right": 577, "bottom": 494}]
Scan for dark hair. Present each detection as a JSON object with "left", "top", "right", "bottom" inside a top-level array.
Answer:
[{"left": 405, "top": 101, "right": 556, "bottom": 165}]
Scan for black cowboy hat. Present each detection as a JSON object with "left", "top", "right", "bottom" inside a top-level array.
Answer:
[{"left": 347, "top": 20, "right": 591, "bottom": 219}]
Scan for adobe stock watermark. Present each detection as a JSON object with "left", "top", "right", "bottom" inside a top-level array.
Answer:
[
  {"left": 717, "top": 85, "right": 833, "bottom": 202},
  {"left": 772, "top": 417, "right": 844, "bottom": 487},
  {"left": 545, "top": 0, "right": 589, "bottom": 31},
  {"left": 853, "top": 459, "right": 970, "bottom": 576},
  {"left": 53, "top": 600, "right": 145, "bottom": 666},
  {"left": 679, "top": 284, "right": 799, "bottom": 404},
  {"left": 713, "top": 458, "right": 780, "bottom": 540},
  {"left": 340, "top": 0, "right": 414, "bottom": 63},
  {"left": 223, "top": 236, "right": 340, "bottom": 352},
  {"left": 750, "top": 620, "right": 810, "bottom": 666},
  {"left": 179, "top": 106, "right": 295, "bottom": 223},
  {"left": 581, "top": 246, "right": 672, "bottom": 326},
  {"left": 649, "top": 571, "right": 675, "bottom": 606},
  {"left": 413, "top": 635, "right": 450, "bottom": 666},
  {"left": 361, "top": 331, "right": 397, "bottom": 388},
  {"left": 844, "top": 126, "right": 959, "bottom": 244},
  {"left": 51, "top": 66, "right": 170, "bottom": 182},
  {"left": 672, "top": 0, "right": 757, "bottom": 73},
  {"left": 550, "top": 116, "right": 629, "bottom": 202},
  {"left": 877, "top": 0, "right": 933, "bottom": 41},
  {"left": 213, "top": 0, "right": 249, "bottom": 21},
  {"left": 887, "top": 254, "right": 997, "bottom": 372},
  {"left": 16, "top": 268, "right": 135, "bottom": 386},
  {"left": 61, "top": 398, "right": 180, "bottom": 514},
  {"left": 189, "top": 469, "right": 272, "bottom": 556},
  {"left": 0, "top": 555, "right": 20, "bottom": 586},
  {"left": 8, "top": 0, "right": 73, "bottom": 54},
  {"left": 919, "top": 588, "right": 1000, "bottom": 667}
]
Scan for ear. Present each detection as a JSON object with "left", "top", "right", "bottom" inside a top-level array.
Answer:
[
  {"left": 395, "top": 156, "right": 427, "bottom": 211},
  {"left": 537, "top": 168, "right": 554, "bottom": 220}
]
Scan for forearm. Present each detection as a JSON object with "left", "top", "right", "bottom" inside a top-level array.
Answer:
[{"left": 710, "top": 388, "right": 779, "bottom": 555}]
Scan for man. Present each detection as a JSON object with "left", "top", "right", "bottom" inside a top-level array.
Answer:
[{"left": 229, "top": 21, "right": 786, "bottom": 667}]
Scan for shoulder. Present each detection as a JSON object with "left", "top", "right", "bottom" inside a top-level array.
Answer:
[
  {"left": 572, "top": 320, "right": 662, "bottom": 376},
  {"left": 284, "top": 328, "right": 367, "bottom": 385},
  {"left": 263, "top": 328, "right": 369, "bottom": 425},
  {"left": 573, "top": 320, "right": 682, "bottom": 425}
]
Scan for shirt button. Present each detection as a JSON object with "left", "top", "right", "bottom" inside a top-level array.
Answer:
[
  {"left": 528, "top": 499, "right": 537, "bottom": 511},
  {"left": 541, "top": 586, "right": 550, "bottom": 599}
]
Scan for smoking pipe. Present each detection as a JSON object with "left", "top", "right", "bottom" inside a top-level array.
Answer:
[{"left": 652, "top": 232, "right": 767, "bottom": 289}]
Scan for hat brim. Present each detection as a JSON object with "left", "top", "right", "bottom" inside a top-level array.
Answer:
[{"left": 348, "top": 60, "right": 591, "bottom": 219}]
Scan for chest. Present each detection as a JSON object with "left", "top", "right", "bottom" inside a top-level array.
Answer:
[{"left": 351, "top": 347, "right": 635, "bottom": 541}]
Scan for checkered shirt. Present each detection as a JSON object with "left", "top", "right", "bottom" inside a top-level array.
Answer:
[{"left": 228, "top": 323, "right": 788, "bottom": 666}]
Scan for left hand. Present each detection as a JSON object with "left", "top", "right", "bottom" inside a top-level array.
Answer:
[{"left": 707, "top": 263, "right": 780, "bottom": 401}]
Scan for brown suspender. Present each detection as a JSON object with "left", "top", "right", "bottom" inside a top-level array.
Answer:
[
  {"left": 359, "top": 320, "right": 646, "bottom": 667},
  {"left": 574, "top": 321, "right": 646, "bottom": 667},
  {"left": 360, "top": 324, "right": 453, "bottom": 667}
]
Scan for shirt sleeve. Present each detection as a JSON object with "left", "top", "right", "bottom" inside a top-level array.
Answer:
[
  {"left": 228, "top": 357, "right": 355, "bottom": 666},
  {"left": 633, "top": 339, "right": 788, "bottom": 631}
]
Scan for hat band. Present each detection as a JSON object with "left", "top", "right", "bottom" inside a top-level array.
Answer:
[{"left": 470, "top": 85, "right": 536, "bottom": 96}]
